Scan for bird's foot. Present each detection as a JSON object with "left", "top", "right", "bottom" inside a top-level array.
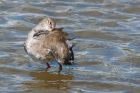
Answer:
[
  {"left": 58, "top": 62, "right": 62, "bottom": 73},
  {"left": 46, "top": 63, "right": 51, "bottom": 70}
]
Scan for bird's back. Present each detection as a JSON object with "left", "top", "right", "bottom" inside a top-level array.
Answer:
[{"left": 41, "top": 29, "right": 69, "bottom": 61}]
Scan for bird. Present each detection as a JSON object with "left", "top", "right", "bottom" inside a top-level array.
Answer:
[{"left": 24, "top": 17, "right": 74, "bottom": 72}]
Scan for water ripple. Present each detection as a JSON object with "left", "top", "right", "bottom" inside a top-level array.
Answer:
[{"left": 0, "top": 0, "right": 140, "bottom": 93}]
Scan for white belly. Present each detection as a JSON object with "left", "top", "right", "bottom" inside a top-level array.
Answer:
[{"left": 25, "top": 30, "right": 45, "bottom": 60}]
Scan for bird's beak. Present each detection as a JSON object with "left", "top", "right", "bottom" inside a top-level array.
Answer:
[{"left": 33, "top": 31, "right": 48, "bottom": 37}]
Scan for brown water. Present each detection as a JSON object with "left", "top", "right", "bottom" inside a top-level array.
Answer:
[{"left": 0, "top": 0, "right": 140, "bottom": 93}]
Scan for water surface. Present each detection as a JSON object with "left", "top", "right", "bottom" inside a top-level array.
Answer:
[{"left": 0, "top": 0, "right": 140, "bottom": 93}]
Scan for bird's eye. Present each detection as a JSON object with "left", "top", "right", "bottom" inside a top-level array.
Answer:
[{"left": 49, "top": 22, "right": 52, "bottom": 25}]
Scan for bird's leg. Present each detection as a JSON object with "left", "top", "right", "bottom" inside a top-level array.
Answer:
[
  {"left": 58, "top": 62, "right": 62, "bottom": 73},
  {"left": 46, "top": 63, "right": 51, "bottom": 70},
  {"left": 50, "top": 51, "right": 63, "bottom": 72}
]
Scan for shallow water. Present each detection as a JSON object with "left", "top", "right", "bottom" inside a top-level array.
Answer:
[{"left": 0, "top": 0, "right": 140, "bottom": 93}]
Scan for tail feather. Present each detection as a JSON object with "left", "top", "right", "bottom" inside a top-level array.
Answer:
[{"left": 64, "top": 45, "right": 74, "bottom": 65}]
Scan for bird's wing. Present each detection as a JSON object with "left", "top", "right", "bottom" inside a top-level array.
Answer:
[{"left": 33, "top": 30, "right": 49, "bottom": 37}]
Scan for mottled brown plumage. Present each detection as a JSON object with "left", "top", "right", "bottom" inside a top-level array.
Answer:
[
  {"left": 35, "top": 28, "right": 69, "bottom": 63},
  {"left": 24, "top": 18, "right": 74, "bottom": 72}
]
